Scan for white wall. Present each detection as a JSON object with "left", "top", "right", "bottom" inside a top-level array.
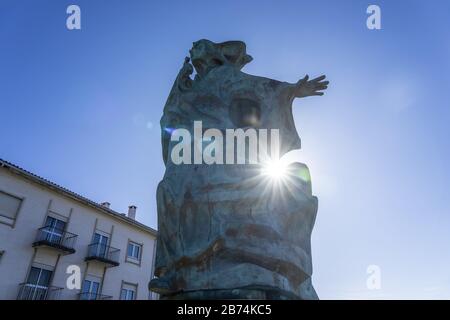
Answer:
[{"left": 0, "top": 167, "right": 156, "bottom": 300}]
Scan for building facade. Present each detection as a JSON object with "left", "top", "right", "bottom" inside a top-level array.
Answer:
[{"left": 0, "top": 159, "right": 157, "bottom": 300}]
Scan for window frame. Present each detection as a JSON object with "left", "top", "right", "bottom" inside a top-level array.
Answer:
[
  {"left": 120, "top": 281, "right": 138, "bottom": 300},
  {"left": 125, "top": 240, "right": 143, "bottom": 265},
  {"left": 42, "top": 216, "right": 67, "bottom": 244},
  {"left": 0, "top": 189, "right": 24, "bottom": 228},
  {"left": 91, "top": 232, "right": 110, "bottom": 258},
  {"left": 22, "top": 265, "right": 54, "bottom": 300},
  {"left": 80, "top": 278, "right": 101, "bottom": 300}
]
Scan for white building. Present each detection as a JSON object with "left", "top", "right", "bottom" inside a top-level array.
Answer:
[{"left": 0, "top": 159, "right": 157, "bottom": 300}]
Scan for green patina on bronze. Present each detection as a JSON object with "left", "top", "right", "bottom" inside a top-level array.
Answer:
[{"left": 150, "top": 39, "right": 328, "bottom": 300}]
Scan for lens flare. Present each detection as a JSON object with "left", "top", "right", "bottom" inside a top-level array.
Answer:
[{"left": 261, "top": 159, "right": 288, "bottom": 180}]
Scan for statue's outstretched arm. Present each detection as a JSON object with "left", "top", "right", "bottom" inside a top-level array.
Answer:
[{"left": 290, "top": 75, "right": 329, "bottom": 99}]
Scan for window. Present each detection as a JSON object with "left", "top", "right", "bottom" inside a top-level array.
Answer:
[
  {"left": 42, "top": 216, "right": 66, "bottom": 244},
  {"left": 0, "top": 191, "right": 22, "bottom": 226},
  {"left": 80, "top": 279, "right": 100, "bottom": 300},
  {"left": 27, "top": 267, "right": 52, "bottom": 287},
  {"left": 93, "top": 233, "right": 109, "bottom": 246},
  {"left": 127, "top": 241, "right": 142, "bottom": 262},
  {"left": 120, "top": 283, "right": 137, "bottom": 300},
  {"left": 120, "top": 288, "right": 135, "bottom": 300},
  {"left": 19, "top": 267, "right": 53, "bottom": 300},
  {"left": 91, "top": 233, "right": 109, "bottom": 258}
]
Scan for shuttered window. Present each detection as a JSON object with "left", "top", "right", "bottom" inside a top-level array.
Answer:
[{"left": 0, "top": 191, "right": 22, "bottom": 220}]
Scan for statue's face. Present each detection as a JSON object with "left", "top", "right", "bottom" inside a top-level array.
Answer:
[
  {"left": 189, "top": 40, "right": 222, "bottom": 76},
  {"left": 189, "top": 40, "right": 214, "bottom": 61},
  {"left": 189, "top": 39, "right": 252, "bottom": 76}
]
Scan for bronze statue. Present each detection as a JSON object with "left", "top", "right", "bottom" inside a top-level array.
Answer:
[{"left": 150, "top": 39, "right": 328, "bottom": 299}]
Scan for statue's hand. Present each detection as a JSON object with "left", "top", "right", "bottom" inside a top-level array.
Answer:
[
  {"left": 180, "top": 57, "right": 194, "bottom": 76},
  {"left": 176, "top": 57, "right": 194, "bottom": 91},
  {"left": 295, "top": 75, "right": 328, "bottom": 98}
]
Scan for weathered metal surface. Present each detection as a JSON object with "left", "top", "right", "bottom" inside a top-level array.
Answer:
[{"left": 150, "top": 40, "right": 328, "bottom": 300}]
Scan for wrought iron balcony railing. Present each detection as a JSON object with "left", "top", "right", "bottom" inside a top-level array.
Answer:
[
  {"left": 32, "top": 226, "right": 77, "bottom": 254},
  {"left": 17, "top": 283, "right": 63, "bottom": 300},
  {"left": 85, "top": 242, "right": 120, "bottom": 267},
  {"left": 78, "top": 292, "right": 113, "bottom": 300}
]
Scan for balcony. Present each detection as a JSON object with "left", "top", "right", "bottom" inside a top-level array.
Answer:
[
  {"left": 85, "top": 243, "right": 120, "bottom": 267},
  {"left": 32, "top": 227, "right": 77, "bottom": 254},
  {"left": 78, "top": 292, "right": 113, "bottom": 300},
  {"left": 17, "top": 283, "right": 63, "bottom": 300}
]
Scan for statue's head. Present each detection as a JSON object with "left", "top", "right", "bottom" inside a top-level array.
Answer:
[{"left": 189, "top": 39, "right": 253, "bottom": 77}]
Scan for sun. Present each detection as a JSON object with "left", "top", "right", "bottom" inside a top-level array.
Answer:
[{"left": 261, "top": 159, "right": 288, "bottom": 180}]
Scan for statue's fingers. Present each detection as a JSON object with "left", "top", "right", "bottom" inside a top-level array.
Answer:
[
  {"left": 314, "top": 82, "right": 327, "bottom": 89},
  {"left": 311, "top": 75, "right": 326, "bottom": 82},
  {"left": 312, "top": 91, "right": 324, "bottom": 96},
  {"left": 318, "top": 80, "right": 329, "bottom": 86},
  {"left": 298, "top": 75, "right": 309, "bottom": 85},
  {"left": 315, "top": 85, "right": 328, "bottom": 90}
]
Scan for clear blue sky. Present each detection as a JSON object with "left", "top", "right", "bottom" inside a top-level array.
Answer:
[{"left": 1, "top": 0, "right": 449, "bottom": 299}]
